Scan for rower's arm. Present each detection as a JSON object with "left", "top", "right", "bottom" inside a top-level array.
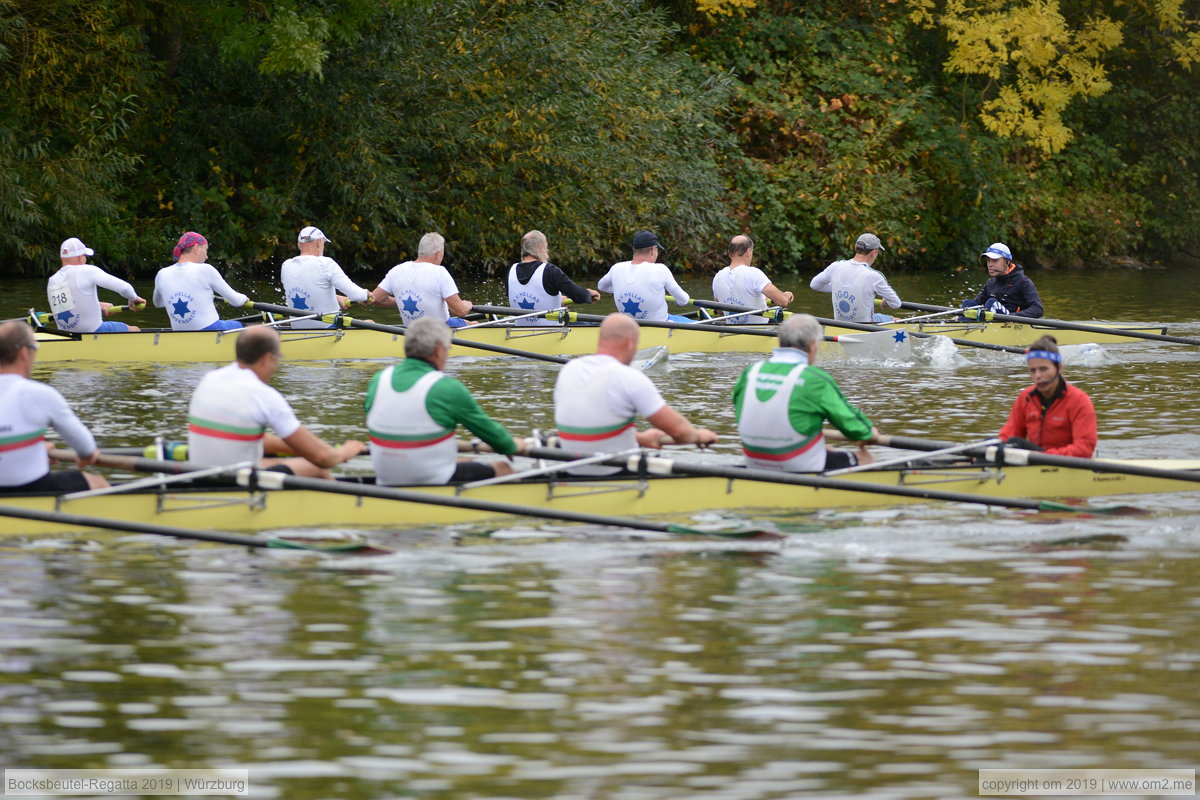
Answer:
[
  {"left": 446, "top": 293, "right": 473, "bottom": 317},
  {"left": 762, "top": 283, "right": 794, "bottom": 307},
  {"left": 368, "top": 287, "right": 397, "bottom": 308},
  {"left": 281, "top": 426, "right": 365, "bottom": 468},
  {"left": 646, "top": 405, "right": 717, "bottom": 447}
]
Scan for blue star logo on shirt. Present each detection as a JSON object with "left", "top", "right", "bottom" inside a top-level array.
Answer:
[
  {"left": 893, "top": 330, "right": 907, "bottom": 343},
  {"left": 171, "top": 298, "right": 191, "bottom": 319},
  {"left": 291, "top": 294, "right": 309, "bottom": 310},
  {"left": 517, "top": 299, "right": 536, "bottom": 310},
  {"left": 621, "top": 298, "right": 643, "bottom": 316},
  {"left": 401, "top": 296, "right": 421, "bottom": 315},
  {"left": 56, "top": 310, "right": 77, "bottom": 327}
]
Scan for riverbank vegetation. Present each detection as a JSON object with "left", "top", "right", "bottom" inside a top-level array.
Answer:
[{"left": 0, "top": 0, "right": 1195, "bottom": 277}]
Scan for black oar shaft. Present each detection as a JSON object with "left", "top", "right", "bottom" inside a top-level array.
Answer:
[
  {"left": 695, "top": 299, "right": 1025, "bottom": 354},
  {"left": 0, "top": 504, "right": 270, "bottom": 547},
  {"left": 896, "top": 301, "right": 1192, "bottom": 345},
  {"left": 251, "top": 302, "right": 569, "bottom": 364},
  {"left": 473, "top": 304, "right": 781, "bottom": 338},
  {"left": 874, "top": 433, "right": 1200, "bottom": 485}
]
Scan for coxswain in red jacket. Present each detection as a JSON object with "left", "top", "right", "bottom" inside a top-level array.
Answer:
[{"left": 998, "top": 335, "right": 1097, "bottom": 457}]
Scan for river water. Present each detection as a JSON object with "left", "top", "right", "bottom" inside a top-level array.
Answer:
[{"left": 2, "top": 266, "right": 1198, "bottom": 799}]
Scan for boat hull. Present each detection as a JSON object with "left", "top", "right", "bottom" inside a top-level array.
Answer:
[
  {"left": 31, "top": 319, "right": 1167, "bottom": 364},
  {"left": 1, "top": 459, "right": 1195, "bottom": 536}
]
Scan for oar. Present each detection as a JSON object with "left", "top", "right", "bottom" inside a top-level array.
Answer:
[
  {"left": 895, "top": 301, "right": 1195, "bottom": 346},
  {"left": 848, "top": 432, "right": 1200, "bottom": 486},
  {"left": 473, "top": 304, "right": 786, "bottom": 339},
  {"left": 690, "top": 299, "right": 1026, "bottom": 354},
  {"left": 249, "top": 302, "right": 569, "bottom": 365},
  {"left": 63, "top": 450, "right": 775, "bottom": 539},
  {"left": 467, "top": 442, "right": 1136, "bottom": 514},
  {"left": 0, "top": 503, "right": 386, "bottom": 553}
]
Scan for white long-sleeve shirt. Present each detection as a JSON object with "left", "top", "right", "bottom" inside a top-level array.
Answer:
[{"left": 809, "top": 258, "right": 900, "bottom": 323}]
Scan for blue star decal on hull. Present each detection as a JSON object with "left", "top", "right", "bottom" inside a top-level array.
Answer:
[
  {"left": 401, "top": 296, "right": 421, "bottom": 315},
  {"left": 620, "top": 298, "right": 643, "bottom": 316},
  {"left": 291, "top": 295, "right": 309, "bottom": 310},
  {"left": 56, "top": 310, "right": 77, "bottom": 327},
  {"left": 171, "top": 299, "right": 191, "bottom": 318},
  {"left": 892, "top": 330, "right": 907, "bottom": 343}
]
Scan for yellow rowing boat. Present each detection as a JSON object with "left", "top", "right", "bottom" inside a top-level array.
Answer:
[
  {"left": 1, "top": 457, "right": 1196, "bottom": 536},
  {"left": 30, "top": 318, "right": 1167, "bottom": 364}
]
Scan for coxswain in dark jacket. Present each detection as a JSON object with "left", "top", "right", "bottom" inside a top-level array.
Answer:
[{"left": 966, "top": 242, "right": 1043, "bottom": 318}]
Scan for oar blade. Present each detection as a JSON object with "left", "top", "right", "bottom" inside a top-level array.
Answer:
[
  {"left": 835, "top": 330, "right": 914, "bottom": 362},
  {"left": 633, "top": 345, "right": 669, "bottom": 371},
  {"left": 1035, "top": 500, "right": 1147, "bottom": 516},
  {"left": 266, "top": 536, "right": 393, "bottom": 555},
  {"left": 664, "top": 522, "right": 784, "bottom": 540}
]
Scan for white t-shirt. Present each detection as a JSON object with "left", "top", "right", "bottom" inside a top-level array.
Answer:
[
  {"left": 553, "top": 354, "right": 667, "bottom": 475},
  {"left": 187, "top": 363, "right": 301, "bottom": 467},
  {"left": 153, "top": 262, "right": 250, "bottom": 331},
  {"left": 597, "top": 261, "right": 689, "bottom": 321},
  {"left": 809, "top": 258, "right": 900, "bottom": 323},
  {"left": 712, "top": 265, "right": 772, "bottom": 324},
  {"left": 376, "top": 261, "right": 460, "bottom": 325},
  {"left": 47, "top": 264, "right": 139, "bottom": 333},
  {"left": 280, "top": 255, "right": 370, "bottom": 329},
  {"left": 0, "top": 374, "right": 97, "bottom": 486}
]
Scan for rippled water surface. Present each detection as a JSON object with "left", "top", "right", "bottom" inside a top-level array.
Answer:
[{"left": 2, "top": 267, "right": 1198, "bottom": 799}]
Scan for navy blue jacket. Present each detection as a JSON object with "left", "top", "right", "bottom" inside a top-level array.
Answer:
[{"left": 971, "top": 264, "right": 1043, "bottom": 318}]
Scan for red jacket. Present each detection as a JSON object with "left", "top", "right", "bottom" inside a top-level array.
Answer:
[{"left": 998, "top": 380, "right": 1097, "bottom": 457}]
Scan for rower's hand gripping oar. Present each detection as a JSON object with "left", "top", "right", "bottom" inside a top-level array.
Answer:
[{"left": 249, "top": 302, "right": 570, "bottom": 365}]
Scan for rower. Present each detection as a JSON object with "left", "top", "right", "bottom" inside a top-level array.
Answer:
[
  {"left": 507, "top": 230, "right": 599, "bottom": 326},
  {"left": 554, "top": 314, "right": 717, "bottom": 475},
  {"left": 0, "top": 322, "right": 107, "bottom": 491},
  {"left": 597, "top": 230, "right": 692, "bottom": 323},
  {"left": 734, "top": 313, "right": 877, "bottom": 471},
  {"left": 187, "top": 326, "right": 365, "bottom": 477},
  {"left": 47, "top": 237, "right": 146, "bottom": 333},
  {"left": 369, "top": 232, "right": 475, "bottom": 327},
  {"left": 711, "top": 234, "right": 793, "bottom": 324},
  {"left": 153, "top": 231, "right": 251, "bottom": 331},
  {"left": 280, "top": 226, "right": 375, "bottom": 329},
  {"left": 961, "top": 242, "right": 1044, "bottom": 319},
  {"left": 998, "top": 335, "right": 1096, "bottom": 456},
  {"left": 809, "top": 232, "right": 900, "bottom": 323},
  {"left": 365, "top": 317, "right": 529, "bottom": 485}
]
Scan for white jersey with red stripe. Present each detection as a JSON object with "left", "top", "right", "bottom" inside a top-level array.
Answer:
[
  {"left": 553, "top": 354, "right": 666, "bottom": 476},
  {"left": 376, "top": 260, "right": 459, "bottom": 325},
  {"left": 187, "top": 363, "right": 301, "bottom": 467},
  {"left": 280, "top": 255, "right": 370, "bottom": 329},
  {"left": 47, "top": 264, "right": 139, "bottom": 333},
  {"left": 597, "top": 261, "right": 689, "bottom": 322},
  {"left": 0, "top": 374, "right": 97, "bottom": 486},
  {"left": 153, "top": 262, "right": 249, "bottom": 331},
  {"left": 366, "top": 367, "right": 459, "bottom": 485},
  {"left": 737, "top": 360, "right": 826, "bottom": 472}
]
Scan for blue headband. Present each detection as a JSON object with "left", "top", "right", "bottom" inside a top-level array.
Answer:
[{"left": 1025, "top": 349, "right": 1061, "bottom": 363}]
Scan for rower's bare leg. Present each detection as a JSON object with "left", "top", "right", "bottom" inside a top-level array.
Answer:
[
  {"left": 263, "top": 457, "right": 332, "bottom": 480},
  {"left": 82, "top": 471, "right": 110, "bottom": 489}
]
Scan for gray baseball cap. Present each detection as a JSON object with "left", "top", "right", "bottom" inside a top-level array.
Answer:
[{"left": 855, "top": 232, "right": 885, "bottom": 251}]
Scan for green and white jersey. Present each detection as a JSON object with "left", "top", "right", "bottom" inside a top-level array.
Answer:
[{"left": 732, "top": 348, "right": 873, "bottom": 472}]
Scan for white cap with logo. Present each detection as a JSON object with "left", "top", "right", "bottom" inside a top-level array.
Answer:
[
  {"left": 60, "top": 237, "right": 95, "bottom": 258},
  {"left": 298, "top": 226, "right": 330, "bottom": 244}
]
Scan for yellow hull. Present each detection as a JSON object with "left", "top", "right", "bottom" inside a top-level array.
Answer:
[
  {"left": 31, "top": 319, "right": 1165, "bottom": 364},
  {"left": 1, "top": 459, "right": 1195, "bottom": 536}
]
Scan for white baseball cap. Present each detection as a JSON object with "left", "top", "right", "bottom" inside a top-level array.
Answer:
[
  {"left": 60, "top": 237, "right": 94, "bottom": 258},
  {"left": 298, "top": 226, "right": 330, "bottom": 243}
]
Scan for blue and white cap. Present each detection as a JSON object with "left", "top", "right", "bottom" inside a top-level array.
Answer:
[{"left": 981, "top": 242, "right": 1012, "bottom": 260}]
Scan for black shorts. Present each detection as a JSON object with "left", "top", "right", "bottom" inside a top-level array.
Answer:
[
  {"left": 450, "top": 460, "right": 499, "bottom": 482},
  {"left": 823, "top": 450, "right": 859, "bottom": 471},
  {"left": 0, "top": 471, "right": 90, "bottom": 494}
]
